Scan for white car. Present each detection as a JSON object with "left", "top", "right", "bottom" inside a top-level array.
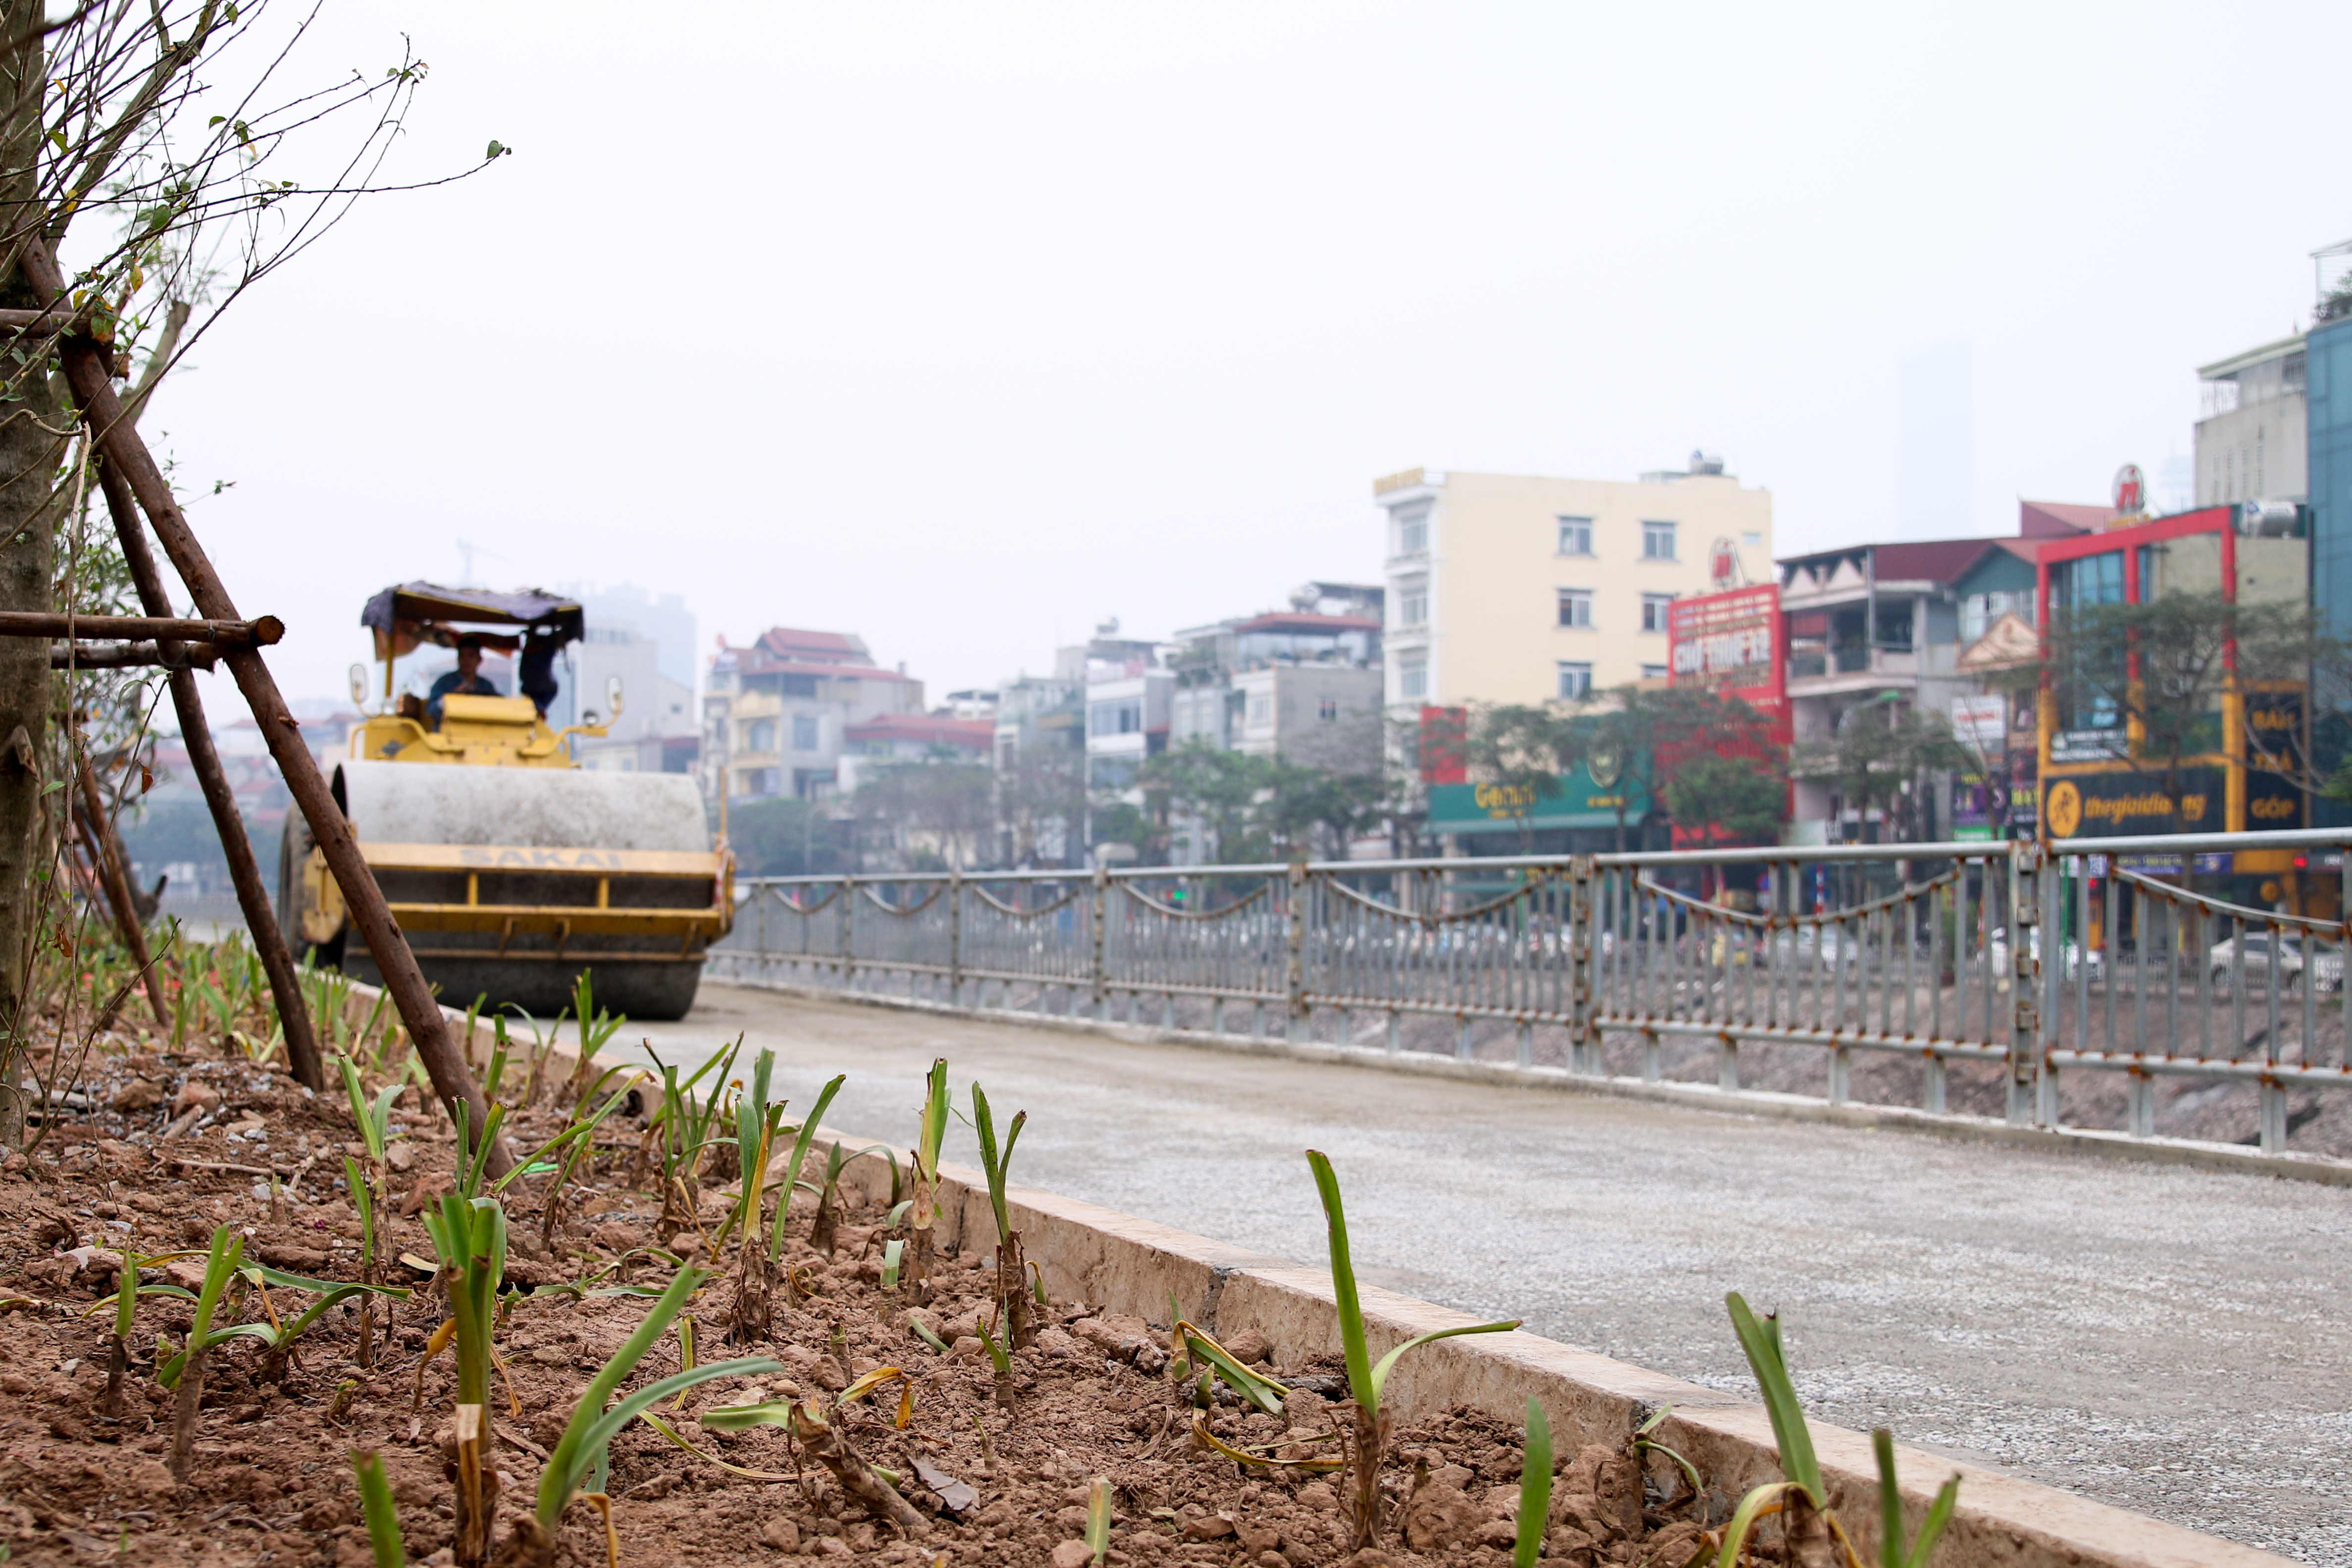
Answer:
[{"left": 2206, "top": 931, "right": 2344, "bottom": 994}]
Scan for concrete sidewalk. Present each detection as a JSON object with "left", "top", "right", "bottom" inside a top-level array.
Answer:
[{"left": 600, "top": 981, "right": 2352, "bottom": 1567}]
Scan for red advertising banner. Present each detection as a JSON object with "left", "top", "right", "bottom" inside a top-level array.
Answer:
[{"left": 1667, "top": 584, "right": 1787, "bottom": 729}]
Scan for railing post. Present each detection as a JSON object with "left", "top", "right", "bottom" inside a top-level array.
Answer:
[
  {"left": 2039, "top": 851, "right": 2063, "bottom": 1127},
  {"left": 2008, "top": 842, "right": 2041, "bottom": 1126},
  {"left": 1286, "top": 861, "right": 1308, "bottom": 1044},
  {"left": 1567, "top": 856, "right": 1595, "bottom": 1074},
  {"left": 948, "top": 866, "right": 964, "bottom": 1008},
  {"left": 1090, "top": 861, "right": 1109, "bottom": 1021},
  {"left": 840, "top": 875, "right": 856, "bottom": 992}
]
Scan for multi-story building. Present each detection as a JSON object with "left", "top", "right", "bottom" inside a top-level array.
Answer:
[
  {"left": 1777, "top": 499, "right": 2110, "bottom": 843},
  {"left": 835, "top": 712, "right": 996, "bottom": 794},
  {"left": 703, "top": 627, "right": 924, "bottom": 802},
  {"left": 1170, "top": 585, "right": 1383, "bottom": 758},
  {"left": 2196, "top": 335, "right": 2307, "bottom": 510},
  {"left": 1373, "top": 456, "right": 1775, "bottom": 713},
  {"left": 1083, "top": 651, "right": 1172, "bottom": 795}
]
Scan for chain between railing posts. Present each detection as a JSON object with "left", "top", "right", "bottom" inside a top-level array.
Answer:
[
  {"left": 1286, "top": 860, "right": 1308, "bottom": 1044},
  {"left": 2008, "top": 841, "right": 2042, "bottom": 1126},
  {"left": 1089, "top": 862, "right": 1109, "bottom": 1020},
  {"left": 1567, "top": 856, "right": 1595, "bottom": 1074},
  {"left": 948, "top": 866, "right": 964, "bottom": 1007}
]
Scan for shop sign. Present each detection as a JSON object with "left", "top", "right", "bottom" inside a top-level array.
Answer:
[
  {"left": 1667, "top": 585, "right": 1784, "bottom": 719},
  {"left": 2043, "top": 766, "right": 2223, "bottom": 839}
]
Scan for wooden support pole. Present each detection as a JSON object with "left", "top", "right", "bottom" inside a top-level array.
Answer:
[
  {"left": 55, "top": 347, "right": 487, "bottom": 1142},
  {"left": 72, "top": 751, "right": 167, "bottom": 1027},
  {"left": 22, "top": 236, "right": 482, "bottom": 1146},
  {"left": 52, "top": 640, "right": 216, "bottom": 670},
  {"left": 91, "top": 456, "right": 323, "bottom": 1090},
  {"left": 0, "top": 610, "right": 280, "bottom": 645}
]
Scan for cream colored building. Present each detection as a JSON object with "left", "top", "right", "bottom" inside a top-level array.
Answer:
[{"left": 1375, "top": 458, "right": 1775, "bottom": 710}]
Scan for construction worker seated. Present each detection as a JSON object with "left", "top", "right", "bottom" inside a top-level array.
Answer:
[{"left": 424, "top": 635, "right": 503, "bottom": 727}]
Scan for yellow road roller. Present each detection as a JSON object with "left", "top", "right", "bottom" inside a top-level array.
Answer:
[{"left": 276, "top": 583, "right": 731, "bottom": 1020}]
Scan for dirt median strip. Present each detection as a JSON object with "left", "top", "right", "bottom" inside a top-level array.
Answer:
[{"left": 802, "top": 1125, "right": 2294, "bottom": 1568}]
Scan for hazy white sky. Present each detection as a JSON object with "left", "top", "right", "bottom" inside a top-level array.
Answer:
[{"left": 139, "top": 1, "right": 2352, "bottom": 712}]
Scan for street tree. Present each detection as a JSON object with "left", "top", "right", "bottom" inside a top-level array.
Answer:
[
  {"left": 2032, "top": 590, "right": 2329, "bottom": 837},
  {"left": 0, "top": 1, "right": 503, "bottom": 1147}
]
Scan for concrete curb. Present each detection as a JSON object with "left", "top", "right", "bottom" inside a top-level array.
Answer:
[
  {"left": 803, "top": 1129, "right": 2291, "bottom": 1568},
  {"left": 711, "top": 969, "right": 2352, "bottom": 1189}
]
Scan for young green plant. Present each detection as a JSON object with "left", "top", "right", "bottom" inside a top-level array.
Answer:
[
  {"left": 538, "top": 1063, "right": 647, "bottom": 1249},
  {"left": 155, "top": 1263, "right": 411, "bottom": 1388},
  {"left": 1307, "top": 1150, "right": 1520, "bottom": 1552},
  {"left": 167, "top": 1225, "right": 245, "bottom": 1481},
  {"left": 89, "top": 1237, "right": 198, "bottom": 1416},
  {"left": 561, "top": 968, "right": 626, "bottom": 1104},
  {"left": 718, "top": 1049, "right": 787, "bottom": 1341},
  {"left": 643, "top": 1038, "right": 740, "bottom": 1241},
  {"left": 908, "top": 1057, "right": 950, "bottom": 1302},
  {"left": 970, "top": 1082, "right": 1033, "bottom": 1347},
  {"left": 1514, "top": 1399, "right": 1552, "bottom": 1568},
  {"left": 421, "top": 1194, "right": 510, "bottom": 1567},
  {"left": 352, "top": 1448, "right": 407, "bottom": 1568},
  {"left": 1718, "top": 1293, "right": 1960, "bottom": 1568},
  {"left": 506, "top": 1266, "right": 777, "bottom": 1566},
  {"left": 1085, "top": 1476, "right": 1113, "bottom": 1568},
  {"left": 336, "top": 1050, "right": 403, "bottom": 1367},
  {"left": 803, "top": 1137, "right": 884, "bottom": 1258},
  {"left": 768, "top": 1071, "right": 848, "bottom": 1263}
]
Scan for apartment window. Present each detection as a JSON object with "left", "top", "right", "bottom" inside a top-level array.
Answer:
[
  {"left": 1395, "top": 502, "right": 1430, "bottom": 555},
  {"left": 1743, "top": 532, "right": 1762, "bottom": 547},
  {"left": 1557, "top": 589, "right": 1594, "bottom": 629},
  {"left": 791, "top": 714, "right": 819, "bottom": 751},
  {"left": 1641, "top": 664, "right": 1668, "bottom": 680},
  {"left": 746, "top": 719, "right": 777, "bottom": 753},
  {"left": 1249, "top": 695, "right": 1272, "bottom": 725},
  {"left": 1961, "top": 591, "right": 2037, "bottom": 642},
  {"left": 1399, "top": 656, "right": 1427, "bottom": 700},
  {"left": 1640, "top": 592, "right": 1676, "bottom": 633},
  {"left": 1090, "top": 700, "right": 1144, "bottom": 737},
  {"left": 1557, "top": 662, "right": 1593, "bottom": 700},
  {"left": 1318, "top": 697, "right": 1340, "bottom": 720},
  {"left": 1642, "top": 520, "right": 1677, "bottom": 560},
  {"left": 1557, "top": 516, "right": 1593, "bottom": 556},
  {"left": 1396, "top": 581, "right": 1428, "bottom": 628}
]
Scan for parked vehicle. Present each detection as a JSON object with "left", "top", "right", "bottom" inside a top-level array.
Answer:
[
  {"left": 1987, "top": 927, "right": 2104, "bottom": 983},
  {"left": 2206, "top": 930, "right": 2344, "bottom": 994}
]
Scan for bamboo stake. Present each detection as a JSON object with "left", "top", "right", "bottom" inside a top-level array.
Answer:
[
  {"left": 92, "top": 455, "right": 324, "bottom": 1088},
  {"left": 73, "top": 750, "right": 166, "bottom": 1026}
]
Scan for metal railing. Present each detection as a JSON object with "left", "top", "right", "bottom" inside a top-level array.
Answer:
[{"left": 705, "top": 828, "right": 2352, "bottom": 1157}]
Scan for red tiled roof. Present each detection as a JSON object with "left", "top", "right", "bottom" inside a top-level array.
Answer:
[
  {"left": 1870, "top": 538, "right": 2008, "bottom": 583},
  {"left": 754, "top": 627, "right": 866, "bottom": 661},
  {"left": 2020, "top": 501, "right": 2107, "bottom": 538},
  {"left": 1782, "top": 537, "right": 2005, "bottom": 586}
]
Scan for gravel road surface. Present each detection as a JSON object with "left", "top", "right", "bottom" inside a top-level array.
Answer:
[{"left": 595, "top": 982, "right": 2352, "bottom": 1565}]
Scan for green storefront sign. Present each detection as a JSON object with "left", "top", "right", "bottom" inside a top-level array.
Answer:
[{"left": 1426, "top": 761, "right": 1653, "bottom": 836}]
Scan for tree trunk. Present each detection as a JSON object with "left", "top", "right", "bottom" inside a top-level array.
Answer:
[{"left": 0, "top": 0, "right": 55, "bottom": 1150}]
